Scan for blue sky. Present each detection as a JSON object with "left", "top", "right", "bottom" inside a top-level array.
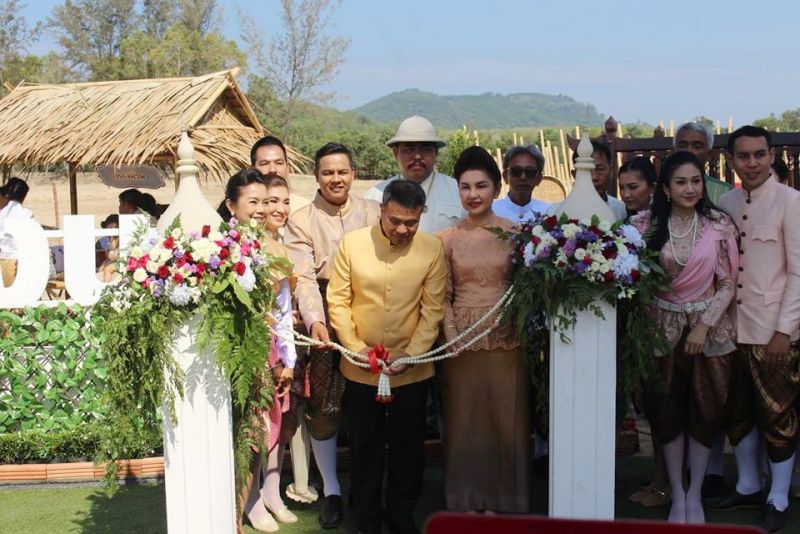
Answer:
[{"left": 21, "top": 0, "right": 800, "bottom": 126}]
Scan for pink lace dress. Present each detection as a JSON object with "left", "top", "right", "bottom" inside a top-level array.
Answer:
[{"left": 436, "top": 214, "right": 530, "bottom": 512}]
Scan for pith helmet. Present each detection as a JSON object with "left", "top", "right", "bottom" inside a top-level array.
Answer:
[{"left": 386, "top": 115, "right": 446, "bottom": 148}]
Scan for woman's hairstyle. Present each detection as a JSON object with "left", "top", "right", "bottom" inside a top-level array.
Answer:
[
  {"left": 618, "top": 156, "right": 657, "bottom": 186},
  {"left": 217, "top": 169, "right": 266, "bottom": 220},
  {"left": 453, "top": 145, "right": 502, "bottom": 188},
  {"left": 5, "top": 177, "right": 29, "bottom": 203},
  {"left": 262, "top": 174, "right": 290, "bottom": 192},
  {"left": 648, "top": 151, "right": 714, "bottom": 252}
]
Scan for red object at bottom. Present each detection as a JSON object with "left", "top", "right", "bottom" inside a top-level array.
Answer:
[{"left": 425, "top": 513, "right": 765, "bottom": 534}]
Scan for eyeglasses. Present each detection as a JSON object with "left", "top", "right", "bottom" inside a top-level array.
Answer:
[
  {"left": 398, "top": 144, "right": 437, "bottom": 157},
  {"left": 506, "top": 166, "right": 540, "bottom": 179}
]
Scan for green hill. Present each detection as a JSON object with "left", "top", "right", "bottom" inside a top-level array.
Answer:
[{"left": 350, "top": 88, "right": 604, "bottom": 129}]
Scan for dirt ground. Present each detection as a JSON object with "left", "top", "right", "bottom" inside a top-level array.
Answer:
[{"left": 20, "top": 172, "right": 382, "bottom": 229}]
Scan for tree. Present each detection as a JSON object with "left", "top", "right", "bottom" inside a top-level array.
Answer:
[
  {"left": 48, "top": 0, "right": 138, "bottom": 80},
  {"left": 438, "top": 128, "right": 475, "bottom": 177},
  {"left": 755, "top": 108, "right": 800, "bottom": 132},
  {"left": 177, "top": 0, "right": 219, "bottom": 34},
  {"left": 241, "top": 0, "right": 350, "bottom": 140},
  {"left": 142, "top": 0, "right": 174, "bottom": 40},
  {"left": 0, "top": 0, "right": 43, "bottom": 89}
]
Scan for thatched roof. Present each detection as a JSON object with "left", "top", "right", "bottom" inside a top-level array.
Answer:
[{"left": 0, "top": 69, "right": 309, "bottom": 178}]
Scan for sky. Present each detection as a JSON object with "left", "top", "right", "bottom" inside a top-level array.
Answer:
[{"left": 20, "top": 0, "right": 800, "bottom": 127}]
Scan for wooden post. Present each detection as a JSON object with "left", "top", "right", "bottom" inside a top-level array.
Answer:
[
  {"left": 52, "top": 183, "right": 60, "bottom": 229},
  {"left": 68, "top": 163, "right": 78, "bottom": 215}
]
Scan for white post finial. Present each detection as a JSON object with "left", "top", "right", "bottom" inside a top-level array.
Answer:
[
  {"left": 553, "top": 132, "right": 614, "bottom": 221},
  {"left": 156, "top": 132, "right": 222, "bottom": 234}
]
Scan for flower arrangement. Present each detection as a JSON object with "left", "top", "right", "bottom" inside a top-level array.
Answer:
[
  {"left": 94, "top": 216, "right": 289, "bottom": 495},
  {"left": 494, "top": 213, "right": 669, "bottom": 423}
]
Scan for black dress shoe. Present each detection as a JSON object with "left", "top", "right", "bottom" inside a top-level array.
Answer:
[
  {"left": 701, "top": 474, "right": 728, "bottom": 501},
  {"left": 707, "top": 489, "right": 766, "bottom": 510},
  {"left": 318, "top": 494, "right": 343, "bottom": 529},
  {"left": 760, "top": 502, "right": 790, "bottom": 532}
]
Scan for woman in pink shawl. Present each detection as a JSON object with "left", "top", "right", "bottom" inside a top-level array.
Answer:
[{"left": 633, "top": 151, "right": 739, "bottom": 525}]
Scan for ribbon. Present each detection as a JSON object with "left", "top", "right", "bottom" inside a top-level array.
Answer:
[
  {"left": 367, "top": 344, "right": 394, "bottom": 403},
  {"left": 368, "top": 344, "right": 388, "bottom": 374}
]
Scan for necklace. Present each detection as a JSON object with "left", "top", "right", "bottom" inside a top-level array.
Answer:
[{"left": 668, "top": 212, "right": 698, "bottom": 267}]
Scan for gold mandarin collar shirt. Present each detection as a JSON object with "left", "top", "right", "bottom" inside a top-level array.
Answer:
[{"left": 327, "top": 225, "right": 447, "bottom": 387}]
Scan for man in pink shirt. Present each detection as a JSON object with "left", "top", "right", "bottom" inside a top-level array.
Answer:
[{"left": 712, "top": 126, "right": 800, "bottom": 532}]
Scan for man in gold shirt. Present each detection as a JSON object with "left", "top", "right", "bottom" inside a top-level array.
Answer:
[
  {"left": 284, "top": 142, "right": 380, "bottom": 529},
  {"left": 327, "top": 180, "right": 447, "bottom": 534}
]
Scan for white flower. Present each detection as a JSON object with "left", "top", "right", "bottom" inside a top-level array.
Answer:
[
  {"left": 574, "top": 248, "right": 587, "bottom": 261},
  {"left": 561, "top": 223, "right": 581, "bottom": 239},
  {"left": 209, "top": 231, "right": 223, "bottom": 242},
  {"left": 168, "top": 284, "right": 192, "bottom": 306},
  {"left": 230, "top": 245, "right": 242, "bottom": 264},
  {"left": 133, "top": 268, "right": 147, "bottom": 283},
  {"left": 170, "top": 228, "right": 183, "bottom": 239},
  {"left": 598, "top": 220, "right": 612, "bottom": 232},
  {"left": 620, "top": 224, "right": 644, "bottom": 248},
  {"left": 146, "top": 260, "right": 160, "bottom": 273},
  {"left": 130, "top": 246, "right": 144, "bottom": 258},
  {"left": 237, "top": 267, "right": 256, "bottom": 292},
  {"left": 191, "top": 238, "right": 221, "bottom": 263},
  {"left": 613, "top": 253, "right": 640, "bottom": 278},
  {"left": 523, "top": 242, "right": 536, "bottom": 267}
]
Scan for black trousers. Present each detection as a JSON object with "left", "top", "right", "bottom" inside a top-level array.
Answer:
[{"left": 344, "top": 378, "right": 430, "bottom": 533}]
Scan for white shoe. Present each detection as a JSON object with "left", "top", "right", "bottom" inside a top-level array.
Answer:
[
  {"left": 265, "top": 504, "right": 298, "bottom": 524},
  {"left": 247, "top": 506, "right": 279, "bottom": 532},
  {"left": 285, "top": 483, "right": 319, "bottom": 504}
]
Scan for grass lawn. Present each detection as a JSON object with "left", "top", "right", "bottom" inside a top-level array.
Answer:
[{"left": 0, "top": 456, "right": 795, "bottom": 533}]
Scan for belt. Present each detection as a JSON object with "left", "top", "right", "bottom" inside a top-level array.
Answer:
[{"left": 653, "top": 296, "right": 713, "bottom": 314}]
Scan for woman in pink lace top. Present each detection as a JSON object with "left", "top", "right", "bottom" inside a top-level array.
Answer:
[
  {"left": 436, "top": 146, "right": 530, "bottom": 513},
  {"left": 635, "top": 151, "right": 739, "bottom": 524}
]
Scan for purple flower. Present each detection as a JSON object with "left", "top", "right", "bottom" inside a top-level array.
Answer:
[
  {"left": 174, "top": 249, "right": 185, "bottom": 259},
  {"left": 189, "top": 231, "right": 200, "bottom": 240},
  {"left": 562, "top": 239, "right": 577, "bottom": 256},
  {"left": 576, "top": 230, "right": 598, "bottom": 242},
  {"left": 538, "top": 246, "right": 552, "bottom": 259},
  {"left": 574, "top": 262, "right": 588, "bottom": 274},
  {"left": 229, "top": 217, "right": 239, "bottom": 227},
  {"left": 209, "top": 255, "right": 221, "bottom": 269},
  {"left": 229, "top": 229, "right": 240, "bottom": 241}
]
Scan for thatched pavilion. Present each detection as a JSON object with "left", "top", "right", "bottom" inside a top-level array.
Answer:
[{"left": 0, "top": 69, "right": 307, "bottom": 213}]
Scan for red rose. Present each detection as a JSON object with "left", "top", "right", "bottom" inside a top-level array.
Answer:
[
  {"left": 604, "top": 272, "right": 614, "bottom": 282},
  {"left": 252, "top": 241, "right": 260, "bottom": 250},
  {"left": 172, "top": 272, "right": 185, "bottom": 284},
  {"left": 631, "top": 270, "right": 641, "bottom": 282},
  {"left": 545, "top": 215, "right": 558, "bottom": 229},
  {"left": 532, "top": 236, "right": 541, "bottom": 246},
  {"left": 163, "top": 236, "right": 175, "bottom": 249},
  {"left": 233, "top": 262, "right": 246, "bottom": 276},
  {"left": 602, "top": 249, "right": 617, "bottom": 259},
  {"left": 183, "top": 252, "right": 193, "bottom": 263},
  {"left": 219, "top": 248, "right": 230, "bottom": 260},
  {"left": 157, "top": 265, "right": 169, "bottom": 278},
  {"left": 582, "top": 256, "right": 593, "bottom": 265},
  {"left": 195, "top": 263, "right": 206, "bottom": 275},
  {"left": 202, "top": 225, "right": 211, "bottom": 237},
  {"left": 126, "top": 257, "right": 138, "bottom": 272}
]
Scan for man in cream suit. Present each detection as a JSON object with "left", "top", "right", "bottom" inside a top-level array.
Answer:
[{"left": 713, "top": 125, "right": 800, "bottom": 532}]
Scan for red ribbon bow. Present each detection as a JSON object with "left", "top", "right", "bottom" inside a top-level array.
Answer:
[{"left": 368, "top": 344, "right": 389, "bottom": 374}]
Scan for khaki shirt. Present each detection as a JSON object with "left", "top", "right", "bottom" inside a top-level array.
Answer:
[
  {"left": 284, "top": 192, "right": 380, "bottom": 330},
  {"left": 327, "top": 225, "right": 447, "bottom": 387}
]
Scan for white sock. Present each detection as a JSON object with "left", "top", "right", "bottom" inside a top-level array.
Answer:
[
  {"left": 663, "top": 433, "right": 687, "bottom": 523},
  {"left": 289, "top": 417, "right": 311, "bottom": 492},
  {"left": 686, "top": 437, "right": 709, "bottom": 524},
  {"left": 734, "top": 428, "right": 762, "bottom": 495},
  {"left": 311, "top": 435, "right": 341, "bottom": 497},
  {"left": 262, "top": 445, "right": 286, "bottom": 512},
  {"left": 533, "top": 430, "right": 549, "bottom": 458},
  {"left": 768, "top": 453, "right": 795, "bottom": 512},
  {"left": 706, "top": 432, "right": 725, "bottom": 477}
]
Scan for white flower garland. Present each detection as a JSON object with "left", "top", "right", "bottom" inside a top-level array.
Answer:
[{"left": 270, "top": 285, "right": 516, "bottom": 400}]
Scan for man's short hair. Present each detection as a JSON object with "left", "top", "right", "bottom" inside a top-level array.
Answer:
[
  {"left": 382, "top": 180, "right": 426, "bottom": 210},
  {"left": 728, "top": 125, "right": 772, "bottom": 153},
  {"left": 571, "top": 140, "right": 611, "bottom": 164},
  {"left": 314, "top": 142, "right": 356, "bottom": 169},
  {"left": 118, "top": 188, "right": 143, "bottom": 206},
  {"left": 4, "top": 177, "right": 29, "bottom": 203},
  {"left": 674, "top": 121, "right": 714, "bottom": 149},
  {"left": 250, "top": 135, "right": 287, "bottom": 166},
  {"left": 502, "top": 144, "right": 545, "bottom": 171}
]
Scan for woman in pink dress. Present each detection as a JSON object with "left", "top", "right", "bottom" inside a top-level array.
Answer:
[
  {"left": 437, "top": 146, "right": 530, "bottom": 512},
  {"left": 221, "top": 170, "right": 297, "bottom": 533},
  {"left": 639, "top": 151, "right": 739, "bottom": 524}
]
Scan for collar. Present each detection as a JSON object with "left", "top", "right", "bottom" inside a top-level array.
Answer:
[
  {"left": 745, "top": 175, "right": 776, "bottom": 200},
  {"left": 373, "top": 222, "right": 413, "bottom": 251},
  {"left": 313, "top": 190, "right": 352, "bottom": 216},
  {"left": 502, "top": 196, "right": 534, "bottom": 211}
]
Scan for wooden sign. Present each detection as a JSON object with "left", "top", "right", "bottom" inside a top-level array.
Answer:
[{"left": 98, "top": 165, "right": 165, "bottom": 189}]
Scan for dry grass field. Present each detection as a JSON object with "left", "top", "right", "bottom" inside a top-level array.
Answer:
[{"left": 20, "top": 171, "right": 382, "bottom": 229}]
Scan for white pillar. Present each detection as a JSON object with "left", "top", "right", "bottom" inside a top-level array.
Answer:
[
  {"left": 161, "top": 132, "right": 234, "bottom": 534},
  {"left": 548, "top": 302, "right": 617, "bottom": 519},
  {"left": 548, "top": 132, "right": 617, "bottom": 519}
]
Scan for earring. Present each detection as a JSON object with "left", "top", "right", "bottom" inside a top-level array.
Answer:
[{"left": 666, "top": 193, "right": 671, "bottom": 202}]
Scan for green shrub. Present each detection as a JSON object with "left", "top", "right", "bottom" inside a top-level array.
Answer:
[{"left": 0, "top": 423, "right": 162, "bottom": 464}]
